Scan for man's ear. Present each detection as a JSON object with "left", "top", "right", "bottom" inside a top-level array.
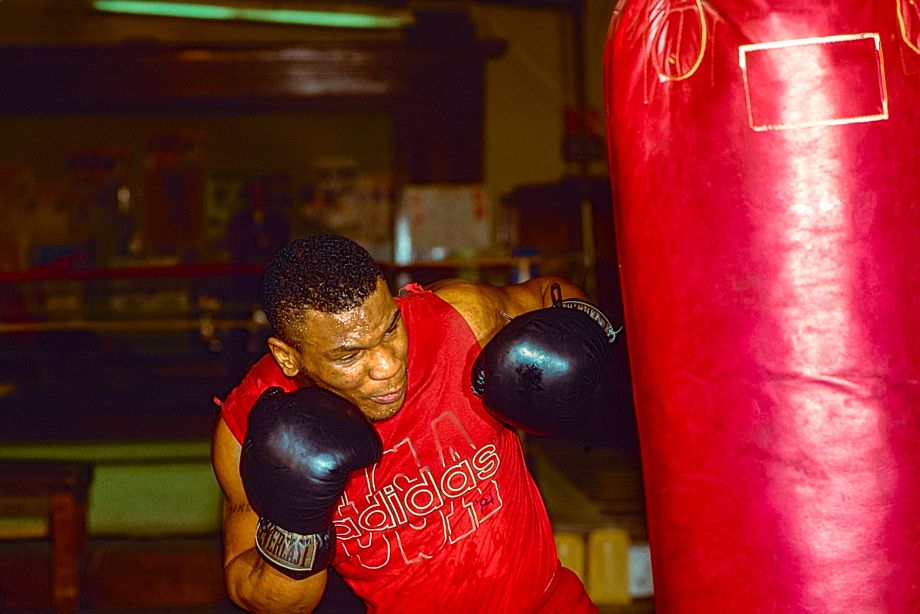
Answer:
[{"left": 267, "top": 337, "right": 302, "bottom": 378}]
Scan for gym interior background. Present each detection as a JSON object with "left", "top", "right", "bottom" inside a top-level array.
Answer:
[{"left": 0, "top": 1, "right": 650, "bottom": 611}]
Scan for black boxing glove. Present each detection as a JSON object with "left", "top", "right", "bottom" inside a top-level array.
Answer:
[
  {"left": 471, "top": 289, "right": 616, "bottom": 436},
  {"left": 240, "top": 386, "right": 382, "bottom": 579}
]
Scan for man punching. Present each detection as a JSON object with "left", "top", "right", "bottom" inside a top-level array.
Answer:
[{"left": 211, "top": 233, "right": 611, "bottom": 613}]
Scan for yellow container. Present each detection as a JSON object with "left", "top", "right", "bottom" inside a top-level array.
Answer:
[
  {"left": 587, "top": 526, "right": 631, "bottom": 605},
  {"left": 554, "top": 530, "right": 586, "bottom": 582}
]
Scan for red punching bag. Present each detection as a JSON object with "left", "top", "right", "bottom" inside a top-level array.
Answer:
[{"left": 604, "top": 1, "right": 920, "bottom": 611}]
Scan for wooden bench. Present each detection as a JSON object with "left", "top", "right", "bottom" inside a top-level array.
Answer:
[{"left": 0, "top": 461, "right": 93, "bottom": 613}]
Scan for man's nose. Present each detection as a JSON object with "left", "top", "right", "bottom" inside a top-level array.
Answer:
[{"left": 368, "top": 344, "right": 401, "bottom": 380}]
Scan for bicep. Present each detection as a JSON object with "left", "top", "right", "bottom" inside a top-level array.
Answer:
[{"left": 212, "top": 418, "right": 259, "bottom": 564}]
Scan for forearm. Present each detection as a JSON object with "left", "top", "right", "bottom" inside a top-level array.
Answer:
[
  {"left": 430, "top": 275, "right": 592, "bottom": 346},
  {"left": 224, "top": 546, "right": 326, "bottom": 614},
  {"left": 213, "top": 418, "right": 330, "bottom": 614},
  {"left": 533, "top": 275, "right": 589, "bottom": 306}
]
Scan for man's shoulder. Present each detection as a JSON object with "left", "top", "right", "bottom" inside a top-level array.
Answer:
[
  {"left": 425, "top": 280, "right": 503, "bottom": 345},
  {"left": 427, "top": 278, "right": 491, "bottom": 307}
]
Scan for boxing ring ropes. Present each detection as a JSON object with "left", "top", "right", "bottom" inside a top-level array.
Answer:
[
  {"left": 0, "top": 255, "right": 559, "bottom": 335},
  {"left": 0, "top": 263, "right": 264, "bottom": 339}
]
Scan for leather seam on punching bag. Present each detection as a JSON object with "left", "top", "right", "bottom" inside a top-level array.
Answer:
[
  {"left": 648, "top": 0, "right": 708, "bottom": 83},
  {"left": 897, "top": 0, "right": 920, "bottom": 54}
]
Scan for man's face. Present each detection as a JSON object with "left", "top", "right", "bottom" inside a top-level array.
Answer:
[{"left": 272, "top": 279, "right": 409, "bottom": 422}]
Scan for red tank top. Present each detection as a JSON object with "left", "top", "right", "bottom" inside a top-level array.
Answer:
[{"left": 218, "top": 285, "right": 588, "bottom": 613}]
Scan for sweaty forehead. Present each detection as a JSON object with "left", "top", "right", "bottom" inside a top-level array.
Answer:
[{"left": 297, "top": 281, "right": 397, "bottom": 352}]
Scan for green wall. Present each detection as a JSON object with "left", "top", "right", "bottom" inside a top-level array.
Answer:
[{"left": 0, "top": 441, "right": 221, "bottom": 536}]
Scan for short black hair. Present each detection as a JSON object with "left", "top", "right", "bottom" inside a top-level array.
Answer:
[{"left": 261, "top": 234, "right": 385, "bottom": 346}]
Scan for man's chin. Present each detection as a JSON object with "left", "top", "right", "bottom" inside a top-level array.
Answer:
[
  {"left": 364, "top": 407, "right": 402, "bottom": 422},
  {"left": 364, "top": 402, "right": 403, "bottom": 423}
]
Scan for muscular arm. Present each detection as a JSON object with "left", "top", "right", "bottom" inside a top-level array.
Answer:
[
  {"left": 212, "top": 418, "right": 327, "bottom": 613},
  {"left": 429, "top": 276, "right": 589, "bottom": 346}
]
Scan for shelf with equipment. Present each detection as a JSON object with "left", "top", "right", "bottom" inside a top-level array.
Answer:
[{"left": 0, "top": 17, "right": 508, "bottom": 299}]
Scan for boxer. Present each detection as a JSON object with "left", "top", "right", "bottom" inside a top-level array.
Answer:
[{"left": 212, "top": 233, "right": 611, "bottom": 613}]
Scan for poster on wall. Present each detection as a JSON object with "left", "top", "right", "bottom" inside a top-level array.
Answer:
[{"left": 393, "top": 184, "right": 491, "bottom": 264}]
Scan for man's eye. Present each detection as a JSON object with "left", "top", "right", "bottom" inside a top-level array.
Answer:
[{"left": 337, "top": 352, "right": 359, "bottom": 364}]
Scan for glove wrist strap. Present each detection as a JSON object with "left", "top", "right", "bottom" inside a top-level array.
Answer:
[
  {"left": 550, "top": 282, "right": 621, "bottom": 344},
  {"left": 558, "top": 298, "right": 621, "bottom": 344},
  {"left": 255, "top": 517, "right": 333, "bottom": 578}
]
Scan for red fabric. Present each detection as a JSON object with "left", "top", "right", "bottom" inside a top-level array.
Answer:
[
  {"left": 217, "top": 353, "right": 297, "bottom": 443},
  {"left": 535, "top": 567, "right": 598, "bottom": 613},
  {"left": 605, "top": 1, "right": 920, "bottom": 611},
  {"left": 218, "top": 285, "right": 596, "bottom": 613}
]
